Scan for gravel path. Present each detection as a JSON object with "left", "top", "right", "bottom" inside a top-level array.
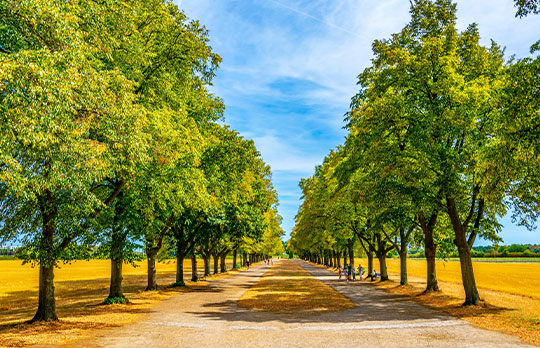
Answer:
[{"left": 90, "top": 260, "right": 534, "bottom": 348}]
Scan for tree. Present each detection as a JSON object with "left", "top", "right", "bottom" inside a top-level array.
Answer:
[
  {"left": 345, "top": 0, "right": 506, "bottom": 304},
  {"left": 515, "top": 0, "right": 539, "bottom": 17},
  {"left": 0, "top": 0, "right": 225, "bottom": 319},
  {"left": 0, "top": 0, "right": 148, "bottom": 321}
]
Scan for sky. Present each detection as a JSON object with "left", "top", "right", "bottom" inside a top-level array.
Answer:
[{"left": 176, "top": 0, "right": 540, "bottom": 245}]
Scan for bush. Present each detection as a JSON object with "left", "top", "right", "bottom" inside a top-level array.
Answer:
[
  {"left": 471, "top": 250, "right": 485, "bottom": 258},
  {"left": 104, "top": 297, "right": 129, "bottom": 305},
  {"left": 170, "top": 281, "right": 185, "bottom": 287},
  {"left": 235, "top": 263, "right": 241, "bottom": 269},
  {"left": 413, "top": 251, "right": 425, "bottom": 258}
]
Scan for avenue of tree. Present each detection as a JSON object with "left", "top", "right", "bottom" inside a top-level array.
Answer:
[
  {"left": 290, "top": 0, "right": 540, "bottom": 305},
  {"left": 0, "top": 0, "right": 284, "bottom": 322}
]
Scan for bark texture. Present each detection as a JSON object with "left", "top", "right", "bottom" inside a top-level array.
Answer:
[
  {"left": 33, "top": 190, "right": 58, "bottom": 322},
  {"left": 146, "top": 253, "right": 157, "bottom": 290},
  {"left": 191, "top": 254, "right": 199, "bottom": 282},
  {"left": 33, "top": 263, "right": 58, "bottom": 322},
  {"left": 419, "top": 213, "right": 440, "bottom": 292}
]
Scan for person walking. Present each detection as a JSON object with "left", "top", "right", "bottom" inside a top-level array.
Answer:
[
  {"left": 352, "top": 266, "right": 356, "bottom": 281},
  {"left": 246, "top": 259, "right": 251, "bottom": 270},
  {"left": 358, "top": 265, "right": 363, "bottom": 281},
  {"left": 338, "top": 266, "right": 343, "bottom": 280}
]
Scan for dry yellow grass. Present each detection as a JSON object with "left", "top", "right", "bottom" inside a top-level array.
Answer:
[
  {"left": 238, "top": 260, "right": 354, "bottom": 313},
  {"left": 354, "top": 258, "right": 540, "bottom": 299},
  {"left": 0, "top": 258, "right": 236, "bottom": 348},
  {"left": 348, "top": 258, "right": 540, "bottom": 347}
]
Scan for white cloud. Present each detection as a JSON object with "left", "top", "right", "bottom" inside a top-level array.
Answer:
[{"left": 175, "top": 0, "right": 540, "bottom": 238}]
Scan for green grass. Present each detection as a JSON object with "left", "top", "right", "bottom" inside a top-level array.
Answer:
[{"left": 0, "top": 255, "right": 16, "bottom": 260}]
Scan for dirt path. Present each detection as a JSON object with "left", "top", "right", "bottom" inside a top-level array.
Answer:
[{"left": 89, "top": 260, "right": 534, "bottom": 348}]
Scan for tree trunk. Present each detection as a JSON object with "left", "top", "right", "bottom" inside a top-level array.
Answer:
[
  {"left": 176, "top": 243, "right": 185, "bottom": 283},
  {"left": 232, "top": 249, "right": 238, "bottom": 270},
  {"left": 399, "top": 231, "right": 408, "bottom": 285},
  {"left": 109, "top": 199, "right": 126, "bottom": 299},
  {"left": 447, "top": 197, "right": 481, "bottom": 305},
  {"left": 399, "top": 251, "right": 407, "bottom": 285},
  {"left": 343, "top": 250, "right": 347, "bottom": 267},
  {"left": 377, "top": 252, "right": 388, "bottom": 281},
  {"left": 212, "top": 254, "right": 219, "bottom": 275},
  {"left": 109, "top": 258, "right": 123, "bottom": 298},
  {"left": 419, "top": 213, "right": 440, "bottom": 292},
  {"left": 191, "top": 253, "right": 199, "bottom": 282},
  {"left": 204, "top": 255, "right": 211, "bottom": 277},
  {"left": 146, "top": 252, "right": 157, "bottom": 290},
  {"left": 367, "top": 249, "right": 373, "bottom": 276},
  {"left": 33, "top": 263, "right": 57, "bottom": 321},
  {"left": 220, "top": 253, "right": 227, "bottom": 273},
  {"left": 425, "top": 238, "right": 439, "bottom": 292},
  {"left": 456, "top": 241, "right": 480, "bottom": 304},
  {"left": 348, "top": 239, "right": 354, "bottom": 268},
  {"left": 33, "top": 190, "right": 58, "bottom": 322}
]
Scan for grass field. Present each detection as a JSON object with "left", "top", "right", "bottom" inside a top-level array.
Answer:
[
  {"left": 239, "top": 260, "right": 354, "bottom": 313},
  {"left": 353, "top": 258, "right": 540, "bottom": 299},
  {"left": 0, "top": 258, "right": 235, "bottom": 348}
]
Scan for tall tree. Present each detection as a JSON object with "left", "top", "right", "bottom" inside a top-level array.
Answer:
[{"left": 346, "top": 0, "right": 506, "bottom": 304}]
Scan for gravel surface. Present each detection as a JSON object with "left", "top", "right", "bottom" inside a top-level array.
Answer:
[{"left": 89, "top": 260, "right": 534, "bottom": 348}]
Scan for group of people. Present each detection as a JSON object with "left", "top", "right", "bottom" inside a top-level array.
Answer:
[
  {"left": 264, "top": 258, "right": 274, "bottom": 266},
  {"left": 337, "top": 264, "right": 379, "bottom": 282}
]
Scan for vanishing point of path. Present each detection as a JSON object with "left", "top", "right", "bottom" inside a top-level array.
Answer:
[{"left": 92, "top": 260, "right": 533, "bottom": 348}]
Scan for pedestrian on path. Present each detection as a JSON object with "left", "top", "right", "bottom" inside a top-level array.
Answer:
[
  {"left": 338, "top": 266, "right": 343, "bottom": 280},
  {"left": 246, "top": 260, "right": 251, "bottom": 269},
  {"left": 352, "top": 266, "right": 356, "bottom": 281},
  {"left": 358, "top": 265, "right": 363, "bottom": 281}
]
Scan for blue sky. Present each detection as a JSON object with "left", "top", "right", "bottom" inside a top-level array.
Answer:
[{"left": 176, "top": 0, "right": 540, "bottom": 245}]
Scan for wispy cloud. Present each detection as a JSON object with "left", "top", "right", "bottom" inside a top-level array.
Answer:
[{"left": 176, "top": 0, "right": 540, "bottom": 239}]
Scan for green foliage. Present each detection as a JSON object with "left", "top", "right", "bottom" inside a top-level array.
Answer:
[
  {"left": 514, "top": 0, "right": 539, "bottom": 17},
  {"left": 0, "top": 0, "right": 282, "bottom": 321},
  {"left": 104, "top": 297, "right": 129, "bottom": 305},
  {"left": 170, "top": 281, "right": 186, "bottom": 288},
  {"left": 291, "top": 0, "right": 540, "bottom": 303}
]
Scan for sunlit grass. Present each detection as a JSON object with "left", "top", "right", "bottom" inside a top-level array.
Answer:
[
  {"left": 238, "top": 260, "right": 354, "bottom": 313},
  {"left": 0, "top": 259, "right": 235, "bottom": 347},
  {"left": 354, "top": 258, "right": 540, "bottom": 299}
]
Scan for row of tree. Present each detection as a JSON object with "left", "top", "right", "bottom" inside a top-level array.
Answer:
[
  {"left": 0, "top": 0, "right": 283, "bottom": 322},
  {"left": 290, "top": 0, "right": 540, "bottom": 305}
]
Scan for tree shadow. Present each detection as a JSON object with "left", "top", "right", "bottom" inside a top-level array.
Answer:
[
  {"left": 305, "top": 262, "right": 515, "bottom": 321},
  {"left": 0, "top": 268, "right": 228, "bottom": 327},
  {"left": 180, "top": 261, "right": 472, "bottom": 326}
]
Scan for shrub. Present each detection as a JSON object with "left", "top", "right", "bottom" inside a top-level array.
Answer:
[
  {"left": 236, "top": 263, "right": 241, "bottom": 269},
  {"left": 170, "top": 281, "right": 185, "bottom": 287},
  {"left": 104, "top": 297, "right": 129, "bottom": 305},
  {"left": 471, "top": 250, "right": 485, "bottom": 258}
]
